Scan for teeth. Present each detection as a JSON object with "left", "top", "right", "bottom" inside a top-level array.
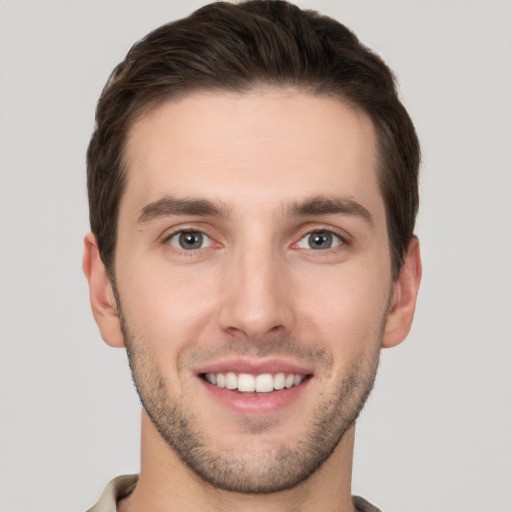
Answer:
[
  {"left": 205, "top": 372, "right": 306, "bottom": 393},
  {"left": 255, "top": 373, "right": 273, "bottom": 393},
  {"left": 274, "top": 372, "right": 285, "bottom": 390},
  {"left": 238, "top": 373, "right": 255, "bottom": 392},
  {"left": 225, "top": 372, "right": 237, "bottom": 390}
]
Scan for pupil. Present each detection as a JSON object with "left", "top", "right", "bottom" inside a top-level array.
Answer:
[
  {"left": 180, "top": 232, "right": 202, "bottom": 249},
  {"left": 310, "top": 232, "right": 332, "bottom": 249}
]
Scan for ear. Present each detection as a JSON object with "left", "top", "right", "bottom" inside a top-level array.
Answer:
[
  {"left": 82, "top": 232, "right": 125, "bottom": 348},
  {"left": 382, "top": 236, "right": 422, "bottom": 349}
]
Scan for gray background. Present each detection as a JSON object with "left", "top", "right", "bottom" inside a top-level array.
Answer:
[{"left": 1, "top": 1, "right": 511, "bottom": 510}]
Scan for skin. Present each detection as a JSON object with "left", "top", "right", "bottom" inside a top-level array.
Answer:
[{"left": 83, "top": 88, "right": 421, "bottom": 511}]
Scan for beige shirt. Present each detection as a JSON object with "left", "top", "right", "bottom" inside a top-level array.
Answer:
[
  {"left": 87, "top": 475, "right": 382, "bottom": 512},
  {"left": 87, "top": 475, "right": 138, "bottom": 512}
]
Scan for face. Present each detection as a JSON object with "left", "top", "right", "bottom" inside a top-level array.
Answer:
[{"left": 113, "top": 89, "right": 394, "bottom": 492}]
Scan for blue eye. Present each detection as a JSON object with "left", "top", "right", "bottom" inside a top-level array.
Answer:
[
  {"left": 297, "top": 231, "right": 343, "bottom": 250},
  {"left": 168, "top": 231, "right": 212, "bottom": 250}
]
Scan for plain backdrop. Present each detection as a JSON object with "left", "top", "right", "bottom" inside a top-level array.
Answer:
[{"left": 1, "top": 1, "right": 511, "bottom": 511}]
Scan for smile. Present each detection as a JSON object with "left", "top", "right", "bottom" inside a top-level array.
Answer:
[{"left": 202, "top": 372, "right": 306, "bottom": 393}]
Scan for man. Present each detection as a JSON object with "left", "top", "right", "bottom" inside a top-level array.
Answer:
[{"left": 83, "top": 1, "right": 421, "bottom": 510}]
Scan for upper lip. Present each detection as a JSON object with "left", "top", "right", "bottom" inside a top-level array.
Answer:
[{"left": 194, "top": 358, "right": 313, "bottom": 376}]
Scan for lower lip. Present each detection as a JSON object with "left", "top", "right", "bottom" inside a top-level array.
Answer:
[{"left": 199, "top": 377, "right": 311, "bottom": 415}]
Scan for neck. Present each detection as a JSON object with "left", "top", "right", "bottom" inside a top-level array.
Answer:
[{"left": 119, "top": 410, "right": 357, "bottom": 512}]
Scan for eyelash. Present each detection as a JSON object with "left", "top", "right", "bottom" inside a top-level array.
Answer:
[
  {"left": 163, "top": 228, "right": 217, "bottom": 253},
  {"left": 294, "top": 228, "right": 349, "bottom": 252},
  {"left": 161, "top": 226, "right": 349, "bottom": 255}
]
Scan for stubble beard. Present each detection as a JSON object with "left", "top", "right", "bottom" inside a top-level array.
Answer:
[{"left": 118, "top": 306, "right": 382, "bottom": 494}]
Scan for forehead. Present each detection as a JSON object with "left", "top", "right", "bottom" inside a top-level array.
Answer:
[{"left": 121, "top": 88, "right": 383, "bottom": 221}]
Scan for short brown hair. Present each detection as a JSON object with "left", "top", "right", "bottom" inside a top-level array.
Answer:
[{"left": 87, "top": 0, "right": 420, "bottom": 279}]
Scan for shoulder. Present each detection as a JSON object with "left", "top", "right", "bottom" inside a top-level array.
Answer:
[
  {"left": 353, "top": 495, "right": 383, "bottom": 512},
  {"left": 86, "top": 475, "right": 139, "bottom": 512}
]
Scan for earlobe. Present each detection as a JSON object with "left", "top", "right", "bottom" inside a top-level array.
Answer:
[
  {"left": 82, "top": 232, "right": 125, "bottom": 348},
  {"left": 382, "top": 236, "right": 422, "bottom": 349}
]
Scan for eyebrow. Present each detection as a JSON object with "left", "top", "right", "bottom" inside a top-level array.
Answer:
[
  {"left": 137, "top": 196, "right": 230, "bottom": 223},
  {"left": 286, "top": 195, "right": 374, "bottom": 225},
  {"left": 137, "top": 194, "right": 373, "bottom": 225}
]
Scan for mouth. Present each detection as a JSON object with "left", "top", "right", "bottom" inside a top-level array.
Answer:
[
  {"left": 195, "top": 360, "right": 313, "bottom": 414},
  {"left": 200, "top": 371, "right": 309, "bottom": 394}
]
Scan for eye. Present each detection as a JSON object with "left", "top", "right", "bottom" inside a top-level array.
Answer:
[
  {"left": 167, "top": 231, "right": 213, "bottom": 250},
  {"left": 297, "top": 231, "right": 343, "bottom": 250}
]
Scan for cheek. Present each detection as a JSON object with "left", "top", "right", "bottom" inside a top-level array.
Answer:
[
  {"left": 115, "top": 237, "right": 392, "bottom": 368},
  {"left": 115, "top": 257, "right": 221, "bottom": 348},
  {"left": 295, "top": 263, "right": 391, "bottom": 354}
]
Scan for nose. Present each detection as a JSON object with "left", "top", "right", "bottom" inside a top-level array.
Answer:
[{"left": 218, "top": 241, "right": 296, "bottom": 341}]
